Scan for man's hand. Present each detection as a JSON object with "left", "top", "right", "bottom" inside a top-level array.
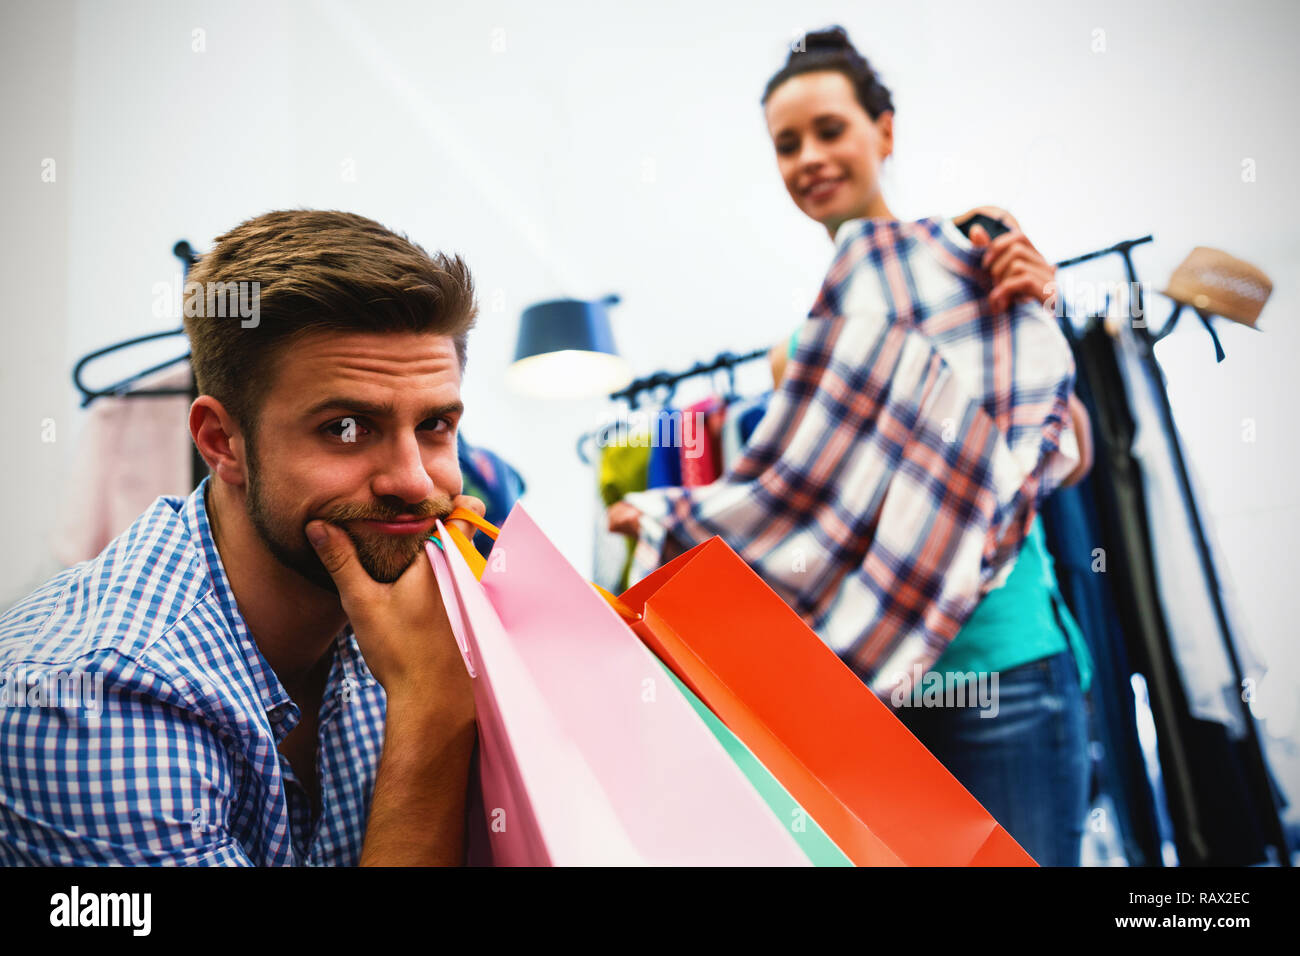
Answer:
[
  {"left": 306, "top": 493, "right": 486, "bottom": 866},
  {"left": 305, "top": 493, "right": 485, "bottom": 710},
  {"left": 607, "top": 500, "right": 642, "bottom": 538},
  {"left": 955, "top": 206, "right": 1059, "bottom": 315}
]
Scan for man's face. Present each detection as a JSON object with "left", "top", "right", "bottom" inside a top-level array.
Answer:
[{"left": 242, "top": 329, "right": 465, "bottom": 590}]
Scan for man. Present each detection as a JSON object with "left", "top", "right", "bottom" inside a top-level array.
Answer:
[{"left": 0, "top": 209, "right": 486, "bottom": 865}]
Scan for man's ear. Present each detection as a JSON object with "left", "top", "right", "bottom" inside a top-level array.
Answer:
[{"left": 190, "top": 396, "right": 247, "bottom": 489}]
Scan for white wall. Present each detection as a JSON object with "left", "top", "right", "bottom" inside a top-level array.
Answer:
[
  {"left": 4, "top": 0, "right": 1298, "bottom": 811},
  {"left": 1, "top": 0, "right": 75, "bottom": 603}
]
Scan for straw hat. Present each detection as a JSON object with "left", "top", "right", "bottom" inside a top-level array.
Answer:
[{"left": 1160, "top": 246, "right": 1272, "bottom": 329}]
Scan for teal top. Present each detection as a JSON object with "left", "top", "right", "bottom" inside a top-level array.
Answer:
[
  {"left": 937, "top": 516, "right": 1093, "bottom": 693},
  {"left": 786, "top": 328, "right": 1093, "bottom": 692}
]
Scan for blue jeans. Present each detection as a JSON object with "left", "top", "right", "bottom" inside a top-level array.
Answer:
[{"left": 888, "top": 650, "right": 1090, "bottom": 866}]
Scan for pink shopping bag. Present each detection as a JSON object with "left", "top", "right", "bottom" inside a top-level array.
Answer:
[
  {"left": 426, "top": 503, "right": 809, "bottom": 866},
  {"left": 427, "top": 527, "right": 640, "bottom": 865}
]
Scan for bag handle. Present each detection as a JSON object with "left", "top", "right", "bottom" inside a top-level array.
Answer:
[
  {"left": 434, "top": 507, "right": 641, "bottom": 623},
  {"left": 431, "top": 508, "right": 499, "bottom": 578}
]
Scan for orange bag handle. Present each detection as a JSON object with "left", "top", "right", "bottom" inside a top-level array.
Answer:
[{"left": 433, "top": 507, "right": 641, "bottom": 623}]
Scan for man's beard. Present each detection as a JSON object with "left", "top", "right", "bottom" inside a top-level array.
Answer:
[{"left": 243, "top": 443, "right": 454, "bottom": 591}]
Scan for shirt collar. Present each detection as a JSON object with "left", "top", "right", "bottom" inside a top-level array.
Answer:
[
  {"left": 933, "top": 214, "right": 986, "bottom": 268},
  {"left": 832, "top": 215, "right": 899, "bottom": 250},
  {"left": 831, "top": 215, "right": 985, "bottom": 273},
  {"left": 331, "top": 625, "right": 377, "bottom": 690}
]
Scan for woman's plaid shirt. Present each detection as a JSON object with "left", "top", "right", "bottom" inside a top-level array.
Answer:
[{"left": 625, "top": 216, "right": 1080, "bottom": 696}]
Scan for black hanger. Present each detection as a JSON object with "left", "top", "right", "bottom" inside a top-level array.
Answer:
[
  {"left": 72, "top": 240, "right": 199, "bottom": 407},
  {"left": 956, "top": 213, "right": 1011, "bottom": 242},
  {"left": 579, "top": 347, "right": 769, "bottom": 462},
  {"left": 607, "top": 347, "right": 768, "bottom": 409},
  {"left": 1146, "top": 300, "right": 1228, "bottom": 363},
  {"left": 72, "top": 330, "right": 191, "bottom": 407},
  {"left": 718, "top": 352, "right": 739, "bottom": 403}
]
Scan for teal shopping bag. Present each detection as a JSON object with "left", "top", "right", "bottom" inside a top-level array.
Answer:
[{"left": 653, "top": 660, "right": 853, "bottom": 866}]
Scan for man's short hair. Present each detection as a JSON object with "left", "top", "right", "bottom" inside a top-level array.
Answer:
[{"left": 182, "top": 208, "right": 477, "bottom": 439}]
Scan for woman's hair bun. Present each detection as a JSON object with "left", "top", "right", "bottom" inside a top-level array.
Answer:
[
  {"left": 802, "top": 25, "right": 853, "bottom": 54},
  {"left": 762, "top": 24, "right": 895, "bottom": 120}
]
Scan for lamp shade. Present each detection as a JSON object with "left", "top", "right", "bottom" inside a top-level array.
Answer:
[{"left": 507, "top": 295, "right": 632, "bottom": 399}]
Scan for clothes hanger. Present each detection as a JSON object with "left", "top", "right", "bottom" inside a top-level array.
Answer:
[
  {"left": 578, "top": 347, "right": 768, "bottom": 462},
  {"left": 720, "top": 354, "right": 739, "bottom": 403},
  {"left": 72, "top": 240, "right": 201, "bottom": 407},
  {"left": 72, "top": 330, "right": 192, "bottom": 407}
]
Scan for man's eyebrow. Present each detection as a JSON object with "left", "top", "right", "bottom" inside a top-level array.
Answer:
[{"left": 303, "top": 397, "right": 465, "bottom": 421}]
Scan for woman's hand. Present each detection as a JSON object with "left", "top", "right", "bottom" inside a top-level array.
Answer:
[
  {"left": 607, "top": 500, "right": 642, "bottom": 538},
  {"left": 955, "top": 206, "right": 1058, "bottom": 315}
]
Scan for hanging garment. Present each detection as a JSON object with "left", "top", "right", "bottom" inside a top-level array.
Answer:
[
  {"left": 591, "top": 438, "right": 652, "bottom": 594},
  {"left": 623, "top": 216, "right": 1080, "bottom": 694},
  {"left": 52, "top": 364, "right": 194, "bottom": 567},
  {"left": 705, "top": 400, "right": 727, "bottom": 477},
  {"left": 458, "top": 437, "right": 527, "bottom": 560},
  {"left": 679, "top": 396, "right": 724, "bottom": 486},
  {"left": 645, "top": 410, "right": 683, "bottom": 489},
  {"left": 1110, "top": 320, "right": 1265, "bottom": 737},
  {"left": 720, "top": 392, "right": 768, "bottom": 470},
  {"left": 737, "top": 396, "right": 770, "bottom": 447},
  {"left": 1039, "top": 321, "right": 1168, "bottom": 868},
  {"left": 1075, "top": 318, "right": 1285, "bottom": 866},
  {"left": 1040, "top": 480, "right": 1166, "bottom": 868}
]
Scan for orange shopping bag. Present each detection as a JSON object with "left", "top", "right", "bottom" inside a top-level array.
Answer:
[{"left": 619, "top": 535, "right": 1037, "bottom": 867}]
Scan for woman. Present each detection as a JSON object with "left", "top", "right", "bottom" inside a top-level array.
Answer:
[{"left": 610, "top": 26, "right": 1094, "bottom": 866}]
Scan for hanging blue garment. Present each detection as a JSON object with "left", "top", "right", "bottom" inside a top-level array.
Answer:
[
  {"left": 1040, "top": 475, "right": 1165, "bottom": 867},
  {"left": 645, "top": 408, "right": 682, "bottom": 488},
  {"left": 736, "top": 392, "right": 771, "bottom": 448},
  {"left": 458, "top": 436, "right": 526, "bottom": 558},
  {"left": 1073, "top": 318, "right": 1286, "bottom": 865},
  {"left": 721, "top": 393, "right": 771, "bottom": 471}
]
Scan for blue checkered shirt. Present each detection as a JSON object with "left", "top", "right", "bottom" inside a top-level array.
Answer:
[{"left": 0, "top": 478, "right": 387, "bottom": 865}]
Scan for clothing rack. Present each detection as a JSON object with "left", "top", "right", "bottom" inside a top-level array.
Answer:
[
  {"left": 575, "top": 347, "right": 769, "bottom": 465},
  {"left": 71, "top": 240, "right": 206, "bottom": 490},
  {"left": 579, "top": 230, "right": 1288, "bottom": 863},
  {"left": 1057, "top": 235, "right": 1289, "bottom": 864},
  {"left": 1058, "top": 233, "right": 1229, "bottom": 361},
  {"left": 579, "top": 234, "right": 1229, "bottom": 468},
  {"left": 608, "top": 347, "right": 769, "bottom": 409},
  {"left": 577, "top": 236, "right": 1157, "bottom": 464},
  {"left": 596, "top": 236, "right": 1165, "bottom": 413}
]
